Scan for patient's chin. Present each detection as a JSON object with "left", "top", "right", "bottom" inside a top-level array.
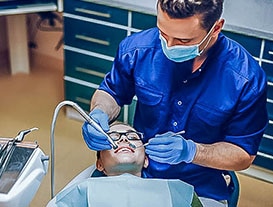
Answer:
[{"left": 116, "top": 156, "right": 137, "bottom": 164}]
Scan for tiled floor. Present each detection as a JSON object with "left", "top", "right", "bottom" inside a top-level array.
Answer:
[{"left": 0, "top": 55, "right": 273, "bottom": 206}]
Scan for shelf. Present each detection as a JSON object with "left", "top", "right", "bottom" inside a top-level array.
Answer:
[
  {"left": 0, "top": 2, "right": 57, "bottom": 15},
  {"left": 239, "top": 165, "right": 273, "bottom": 184}
]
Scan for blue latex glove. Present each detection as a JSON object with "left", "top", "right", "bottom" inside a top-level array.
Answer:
[
  {"left": 145, "top": 132, "right": 197, "bottom": 164},
  {"left": 82, "top": 109, "right": 111, "bottom": 151}
]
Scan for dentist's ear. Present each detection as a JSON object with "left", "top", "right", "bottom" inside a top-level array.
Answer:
[
  {"left": 143, "top": 155, "right": 149, "bottom": 168},
  {"left": 212, "top": 19, "right": 225, "bottom": 36}
]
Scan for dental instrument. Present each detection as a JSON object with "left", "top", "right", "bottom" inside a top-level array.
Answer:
[
  {"left": 15, "top": 127, "right": 38, "bottom": 142},
  {"left": 0, "top": 127, "right": 38, "bottom": 169},
  {"left": 0, "top": 127, "right": 39, "bottom": 172},
  {"left": 50, "top": 100, "right": 118, "bottom": 198},
  {"left": 134, "top": 130, "right": 186, "bottom": 149}
]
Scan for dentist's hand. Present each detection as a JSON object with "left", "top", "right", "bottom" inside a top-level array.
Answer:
[
  {"left": 82, "top": 109, "right": 112, "bottom": 151},
  {"left": 145, "top": 132, "right": 197, "bottom": 164}
]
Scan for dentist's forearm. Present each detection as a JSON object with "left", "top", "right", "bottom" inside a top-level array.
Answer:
[
  {"left": 192, "top": 142, "right": 255, "bottom": 171},
  {"left": 91, "top": 89, "right": 121, "bottom": 122}
]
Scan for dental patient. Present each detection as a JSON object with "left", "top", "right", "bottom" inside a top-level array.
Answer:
[
  {"left": 49, "top": 123, "right": 202, "bottom": 207},
  {"left": 94, "top": 122, "right": 148, "bottom": 177}
]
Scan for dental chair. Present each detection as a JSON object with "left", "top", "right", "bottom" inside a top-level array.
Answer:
[
  {"left": 227, "top": 171, "right": 240, "bottom": 207},
  {"left": 46, "top": 165, "right": 96, "bottom": 207},
  {"left": 47, "top": 166, "right": 240, "bottom": 207},
  {"left": 48, "top": 101, "right": 240, "bottom": 207},
  {"left": 47, "top": 164, "right": 204, "bottom": 207},
  {"left": 47, "top": 101, "right": 200, "bottom": 207}
]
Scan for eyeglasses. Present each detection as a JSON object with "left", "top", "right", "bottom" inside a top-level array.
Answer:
[{"left": 107, "top": 130, "right": 143, "bottom": 142}]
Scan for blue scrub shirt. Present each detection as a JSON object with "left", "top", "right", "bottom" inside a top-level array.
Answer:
[{"left": 99, "top": 28, "right": 268, "bottom": 200}]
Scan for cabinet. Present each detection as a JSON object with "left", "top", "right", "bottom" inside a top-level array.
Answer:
[
  {"left": 63, "top": 0, "right": 156, "bottom": 123},
  {"left": 255, "top": 39, "right": 273, "bottom": 172},
  {"left": 222, "top": 31, "right": 273, "bottom": 173},
  {"left": 64, "top": 0, "right": 273, "bottom": 176}
]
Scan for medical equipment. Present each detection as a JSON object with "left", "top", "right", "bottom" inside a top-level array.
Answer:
[
  {"left": 50, "top": 100, "right": 118, "bottom": 198},
  {"left": 134, "top": 130, "right": 186, "bottom": 149},
  {"left": 134, "top": 142, "right": 149, "bottom": 149},
  {"left": 49, "top": 101, "right": 188, "bottom": 197},
  {"left": 0, "top": 127, "right": 49, "bottom": 207}
]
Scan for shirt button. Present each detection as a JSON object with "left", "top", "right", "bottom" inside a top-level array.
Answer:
[
  {"left": 183, "top": 80, "right": 188, "bottom": 83},
  {"left": 173, "top": 122, "right": 177, "bottom": 126},
  {"left": 177, "top": 101, "right": 182, "bottom": 105},
  {"left": 199, "top": 68, "right": 202, "bottom": 72}
]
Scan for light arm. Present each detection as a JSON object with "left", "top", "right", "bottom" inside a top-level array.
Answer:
[
  {"left": 193, "top": 142, "right": 255, "bottom": 171},
  {"left": 91, "top": 89, "right": 121, "bottom": 122}
]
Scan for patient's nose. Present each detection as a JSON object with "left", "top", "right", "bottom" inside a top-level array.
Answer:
[{"left": 117, "top": 135, "right": 129, "bottom": 144}]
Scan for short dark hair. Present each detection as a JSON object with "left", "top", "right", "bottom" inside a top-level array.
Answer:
[
  {"left": 97, "top": 151, "right": 101, "bottom": 159},
  {"left": 157, "top": 0, "right": 224, "bottom": 31}
]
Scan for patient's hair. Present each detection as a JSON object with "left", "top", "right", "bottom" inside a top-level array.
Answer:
[{"left": 97, "top": 151, "right": 101, "bottom": 159}]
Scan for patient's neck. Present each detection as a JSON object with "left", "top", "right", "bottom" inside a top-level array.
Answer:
[{"left": 104, "top": 164, "right": 142, "bottom": 177}]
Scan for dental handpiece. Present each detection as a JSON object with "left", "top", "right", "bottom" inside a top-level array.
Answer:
[
  {"left": 84, "top": 114, "right": 118, "bottom": 149},
  {"left": 69, "top": 101, "right": 118, "bottom": 150}
]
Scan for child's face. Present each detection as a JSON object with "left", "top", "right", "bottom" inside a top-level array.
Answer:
[{"left": 96, "top": 124, "right": 148, "bottom": 176}]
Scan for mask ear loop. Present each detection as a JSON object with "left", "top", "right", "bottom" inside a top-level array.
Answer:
[
  {"left": 198, "top": 22, "right": 217, "bottom": 55},
  {"left": 198, "top": 36, "right": 213, "bottom": 55}
]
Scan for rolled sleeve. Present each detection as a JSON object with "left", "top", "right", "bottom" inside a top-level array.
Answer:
[
  {"left": 224, "top": 124, "right": 268, "bottom": 155},
  {"left": 224, "top": 80, "right": 268, "bottom": 155}
]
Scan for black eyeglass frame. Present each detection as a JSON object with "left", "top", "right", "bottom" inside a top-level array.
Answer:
[{"left": 107, "top": 130, "right": 144, "bottom": 142}]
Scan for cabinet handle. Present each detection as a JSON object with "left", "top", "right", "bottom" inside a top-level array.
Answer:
[
  {"left": 75, "top": 8, "right": 111, "bottom": 18},
  {"left": 75, "top": 97, "right": 90, "bottom": 105},
  {"left": 75, "top": 34, "right": 110, "bottom": 46},
  {"left": 75, "top": 67, "right": 105, "bottom": 78},
  {"left": 269, "top": 51, "right": 273, "bottom": 56}
]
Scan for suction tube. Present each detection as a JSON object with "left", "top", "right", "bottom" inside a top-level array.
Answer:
[{"left": 50, "top": 100, "right": 118, "bottom": 198}]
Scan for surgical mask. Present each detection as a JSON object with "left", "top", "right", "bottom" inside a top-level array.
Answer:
[{"left": 159, "top": 24, "right": 215, "bottom": 62}]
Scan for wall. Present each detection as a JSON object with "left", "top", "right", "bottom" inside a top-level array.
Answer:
[
  {"left": 1, "top": 0, "right": 273, "bottom": 67},
  {"left": 222, "top": 0, "right": 273, "bottom": 40},
  {"left": 111, "top": 0, "right": 273, "bottom": 40},
  {"left": 113, "top": 0, "right": 157, "bottom": 10}
]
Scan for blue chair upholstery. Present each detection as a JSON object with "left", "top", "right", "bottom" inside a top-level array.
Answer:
[{"left": 227, "top": 171, "right": 240, "bottom": 207}]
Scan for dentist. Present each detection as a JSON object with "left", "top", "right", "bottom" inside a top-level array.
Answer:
[{"left": 82, "top": 0, "right": 268, "bottom": 206}]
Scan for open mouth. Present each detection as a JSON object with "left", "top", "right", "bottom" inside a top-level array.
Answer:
[{"left": 114, "top": 146, "right": 135, "bottom": 153}]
